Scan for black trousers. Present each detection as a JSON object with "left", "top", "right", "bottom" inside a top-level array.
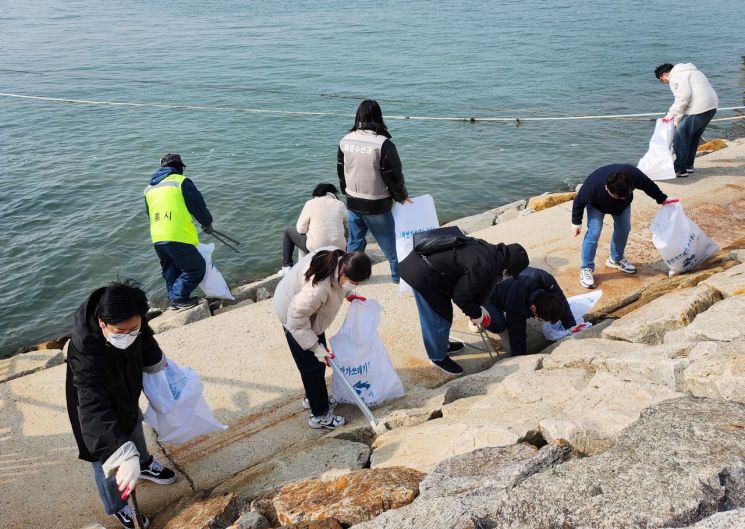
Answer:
[
  {"left": 282, "top": 226, "right": 308, "bottom": 267},
  {"left": 284, "top": 328, "right": 329, "bottom": 416}
]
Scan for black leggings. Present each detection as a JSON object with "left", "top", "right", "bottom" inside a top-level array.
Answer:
[{"left": 284, "top": 329, "right": 329, "bottom": 416}]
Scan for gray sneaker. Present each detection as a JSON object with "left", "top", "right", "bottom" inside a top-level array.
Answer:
[
  {"left": 606, "top": 256, "right": 637, "bottom": 274},
  {"left": 579, "top": 268, "right": 595, "bottom": 289}
]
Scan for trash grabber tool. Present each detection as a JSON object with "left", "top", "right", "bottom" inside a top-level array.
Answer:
[
  {"left": 210, "top": 232, "right": 240, "bottom": 253},
  {"left": 212, "top": 229, "right": 240, "bottom": 245},
  {"left": 123, "top": 487, "right": 147, "bottom": 529},
  {"left": 328, "top": 357, "right": 383, "bottom": 431},
  {"left": 477, "top": 326, "right": 496, "bottom": 360}
]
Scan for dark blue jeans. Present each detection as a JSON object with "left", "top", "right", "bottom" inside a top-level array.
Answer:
[
  {"left": 154, "top": 241, "right": 206, "bottom": 301},
  {"left": 482, "top": 301, "right": 508, "bottom": 334},
  {"left": 673, "top": 109, "right": 716, "bottom": 173},
  {"left": 347, "top": 210, "right": 399, "bottom": 282},
  {"left": 91, "top": 422, "right": 150, "bottom": 515}
]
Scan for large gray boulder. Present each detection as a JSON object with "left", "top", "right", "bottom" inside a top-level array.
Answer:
[
  {"left": 483, "top": 397, "right": 745, "bottom": 528},
  {"left": 663, "top": 508, "right": 745, "bottom": 528},
  {"left": 602, "top": 286, "right": 721, "bottom": 344},
  {"left": 665, "top": 295, "right": 745, "bottom": 344},
  {"left": 352, "top": 442, "right": 571, "bottom": 529}
]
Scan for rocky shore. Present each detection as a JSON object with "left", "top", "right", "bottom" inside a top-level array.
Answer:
[{"left": 2, "top": 137, "right": 744, "bottom": 529}]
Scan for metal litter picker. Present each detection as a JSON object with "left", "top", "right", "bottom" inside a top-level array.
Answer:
[
  {"left": 122, "top": 487, "right": 147, "bottom": 529},
  {"left": 328, "top": 357, "right": 388, "bottom": 435}
]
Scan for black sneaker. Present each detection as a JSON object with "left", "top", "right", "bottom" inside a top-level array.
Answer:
[
  {"left": 448, "top": 341, "right": 465, "bottom": 354},
  {"left": 140, "top": 456, "right": 176, "bottom": 485},
  {"left": 169, "top": 297, "right": 199, "bottom": 310},
  {"left": 431, "top": 356, "right": 464, "bottom": 376},
  {"left": 113, "top": 504, "right": 151, "bottom": 529},
  {"left": 675, "top": 170, "right": 689, "bottom": 178}
]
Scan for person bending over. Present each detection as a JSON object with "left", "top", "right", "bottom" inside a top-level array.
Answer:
[{"left": 66, "top": 281, "right": 176, "bottom": 529}]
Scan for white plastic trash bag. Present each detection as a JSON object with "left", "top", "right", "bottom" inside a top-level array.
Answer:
[
  {"left": 651, "top": 201, "right": 719, "bottom": 276},
  {"left": 392, "top": 195, "right": 439, "bottom": 294},
  {"left": 638, "top": 119, "right": 676, "bottom": 181},
  {"left": 542, "top": 290, "right": 602, "bottom": 341},
  {"left": 330, "top": 299, "right": 405, "bottom": 406},
  {"left": 197, "top": 243, "right": 235, "bottom": 300},
  {"left": 143, "top": 358, "right": 227, "bottom": 445}
]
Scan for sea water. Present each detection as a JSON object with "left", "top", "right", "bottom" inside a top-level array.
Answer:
[{"left": 2, "top": 0, "right": 744, "bottom": 355}]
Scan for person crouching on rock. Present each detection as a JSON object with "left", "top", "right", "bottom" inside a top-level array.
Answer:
[
  {"left": 273, "top": 248, "right": 372, "bottom": 429},
  {"left": 278, "top": 183, "right": 348, "bottom": 277},
  {"left": 65, "top": 281, "right": 176, "bottom": 529},
  {"left": 399, "top": 237, "right": 529, "bottom": 376},
  {"left": 471, "top": 266, "right": 586, "bottom": 355}
]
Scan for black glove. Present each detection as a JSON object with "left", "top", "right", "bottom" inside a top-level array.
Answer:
[{"left": 202, "top": 224, "right": 214, "bottom": 234}]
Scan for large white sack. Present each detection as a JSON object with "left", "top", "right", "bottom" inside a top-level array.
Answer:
[
  {"left": 651, "top": 201, "right": 719, "bottom": 276},
  {"left": 143, "top": 359, "right": 227, "bottom": 445},
  {"left": 542, "top": 290, "right": 602, "bottom": 341},
  {"left": 197, "top": 242, "right": 235, "bottom": 300},
  {"left": 392, "top": 195, "right": 439, "bottom": 294},
  {"left": 638, "top": 119, "right": 676, "bottom": 181},
  {"left": 330, "top": 298, "right": 405, "bottom": 406}
]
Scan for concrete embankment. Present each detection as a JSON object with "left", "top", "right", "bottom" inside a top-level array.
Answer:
[{"left": 1, "top": 138, "right": 744, "bottom": 529}]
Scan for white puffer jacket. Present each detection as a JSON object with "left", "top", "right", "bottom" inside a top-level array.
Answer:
[
  {"left": 272, "top": 247, "right": 345, "bottom": 350},
  {"left": 665, "top": 63, "right": 718, "bottom": 123},
  {"left": 296, "top": 193, "right": 348, "bottom": 252}
]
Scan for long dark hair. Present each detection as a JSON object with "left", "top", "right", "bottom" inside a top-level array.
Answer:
[
  {"left": 349, "top": 100, "right": 391, "bottom": 139},
  {"left": 304, "top": 250, "right": 372, "bottom": 286}
]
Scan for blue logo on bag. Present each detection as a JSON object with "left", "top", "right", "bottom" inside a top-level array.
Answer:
[{"left": 353, "top": 380, "right": 371, "bottom": 395}]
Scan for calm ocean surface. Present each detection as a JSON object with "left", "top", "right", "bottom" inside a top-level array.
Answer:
[{"left": 1, "top": 0, "right": 744, "bottom": 355}]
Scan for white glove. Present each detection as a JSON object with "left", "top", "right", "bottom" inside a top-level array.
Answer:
[
  {"left": 469, "top": 306, "right": 492, "bottom": 329},
  {"left": 311, "top": 343, "right": 334, "bottom": 363},
  {"left": 115, "top": 454, "right": 140, "bottom": 495},
  {"left": 572, "top": 224, "right": 581, "bottom": 237}
]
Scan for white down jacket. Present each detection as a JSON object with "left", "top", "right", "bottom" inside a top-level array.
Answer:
[{"left": 272, "top": 247, "right": 346, "bottom": 350}]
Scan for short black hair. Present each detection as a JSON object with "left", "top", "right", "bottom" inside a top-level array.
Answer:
[
  {"left": 606, "top": 171, "right": 633, "bottom": 198},
  {"left": 312, "top": 183, "right": 339, "bottom": 197},
  {"left": 533, "top": 291, "right": 564, "bottom": 323},
  {"left": 655, "top": 63, "right": 674, "bottom": 79},
  {"left": 96, "top": 280, "right": 149, "bottom": 324}
]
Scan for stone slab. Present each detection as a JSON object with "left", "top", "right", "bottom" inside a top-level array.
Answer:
[
  {"left": 602, "top": 285, "right": 721, "bottom": 344},
  {"left": 665, "top": 295, "right": 745, "bottom": 344},
  {"left": 0, "top": 348, "right": 64, "bottom": 383},
  {"left": 150, "top": 300, "right": 212, "bottom": 334},
  {"left": 702, "top": 262, "right": 745, "bottom": 298},
  {"left": 683, "top": 341, "right": 745, "bottom": 403},
  {"left": 210, "top": 438, "right": 370, "bottom": 501}
]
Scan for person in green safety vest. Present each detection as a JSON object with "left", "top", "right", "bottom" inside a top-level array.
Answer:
[{"left": 144, "top": 153, "right": 214, "bottom": 310}]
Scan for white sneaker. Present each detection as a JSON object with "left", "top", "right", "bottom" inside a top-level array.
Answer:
[
  {"left": 579, "top": 268, "right": 595, "bottom": 289},
  {"left": 278, "top": 266, "right": 292, "bottom": 277},
  {"left": 606, "top": 257, "right": 636, "bottom": 274},
  {"left": 302, "top": 397, "right": 337, "bottom": 411},
  {"left": 308, "top": 410, "right": 346, "bottom": 430}
]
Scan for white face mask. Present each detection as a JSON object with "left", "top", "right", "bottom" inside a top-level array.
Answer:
[
  {"left": 341, "top": 281, "right": 356, "bottom": 294},
  {"left": 104, "top": 328, "right": 140, "bottom": 350}
]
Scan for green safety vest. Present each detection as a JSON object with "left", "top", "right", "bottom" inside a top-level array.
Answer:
[{"left": 144, "top": 174, "right": 199, "bottom": 245}]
